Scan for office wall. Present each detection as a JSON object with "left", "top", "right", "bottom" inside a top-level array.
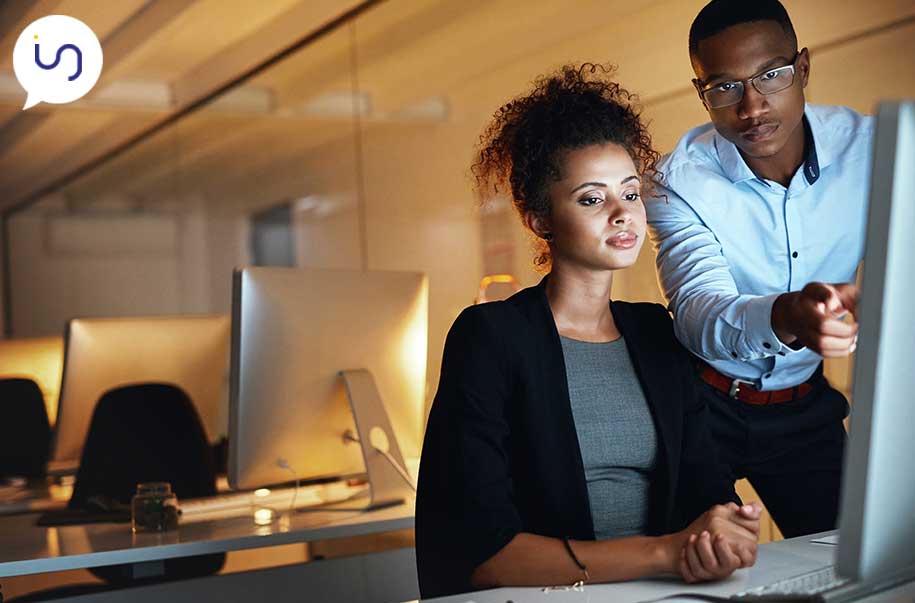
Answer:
[{"left": 6, "top": 195, "right": 217, "bottom": 336}]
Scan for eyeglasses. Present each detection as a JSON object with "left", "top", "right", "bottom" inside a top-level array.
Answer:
[{"left": 695, "top": 53, "right": 800, "bottom": 109}]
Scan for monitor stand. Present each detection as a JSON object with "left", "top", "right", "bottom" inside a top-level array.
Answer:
[{"left": 337, "top": 369, "right": 410, "bottom": 511}]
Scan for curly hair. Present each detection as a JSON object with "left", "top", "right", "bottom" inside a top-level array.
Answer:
[{"left": 472, "top": 63, "right": 661, "bottom": 270}]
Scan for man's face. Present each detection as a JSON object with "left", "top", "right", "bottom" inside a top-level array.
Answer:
[{"left": 692, "top": 20, "right": 809, "bottom": 159}]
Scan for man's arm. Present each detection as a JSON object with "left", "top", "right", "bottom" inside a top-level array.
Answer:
[
  {"left": 646, "top": 185, "right": 797, "bottom": 363},
  {"left": 646, "top": 185, "right": 859, "bottom": 361}
]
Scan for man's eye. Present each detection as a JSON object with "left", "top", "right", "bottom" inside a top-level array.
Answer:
[
  {"left": 715, "top": 82, "right": 737, "bottom": 92},
  {"left": 761, "top": 70, "right": 781, "bottom": 81}
]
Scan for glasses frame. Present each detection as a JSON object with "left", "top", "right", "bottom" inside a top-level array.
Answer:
[{"left": 693, "top": 51, "right": 802, "bottom": 109}]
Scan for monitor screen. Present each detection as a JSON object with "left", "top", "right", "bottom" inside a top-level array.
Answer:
[
  {"left": 0, "top": 336, "right": 64, "bottom": 425},
  {"left": 51, "top": 315, "right": 230, "bottom": 466},
  {"left": 837, "top": 101, "right": 915, "bottom": 580},
  {"left": 228, "top": 267, "right": 427, "bottom": 491}
]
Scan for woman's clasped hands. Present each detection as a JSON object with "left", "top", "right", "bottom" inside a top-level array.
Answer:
[{"left": 667, "top": 501, "right": 763, "bottom": 583}]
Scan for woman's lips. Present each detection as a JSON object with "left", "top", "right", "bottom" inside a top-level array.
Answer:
[
  {"left": 607, "top": 232, "right": 638, "bottom": 250},
  {"left": 741, "top": 123, "right": 778, "bottom": 143}
]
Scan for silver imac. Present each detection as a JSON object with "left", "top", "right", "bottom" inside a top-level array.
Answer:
[
  {"left": 227, "top": 267, "right": 427, "bottom": 503},
  {"left": 836, "top": 100, "right": 915, "bottom": 583},
  {"left": 51, "top": 315, "right": 231, "bottom": 468},
  {"left": 0, "top": 336, "right": 64, "bottom": 426}
]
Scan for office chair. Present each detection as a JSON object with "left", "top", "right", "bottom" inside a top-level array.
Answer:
[
  {"left": 0, "top": 378, "right": 51, "bottom": 479},
  {"left": 70, "top": 382, "right": 225, "bottom": 585}
]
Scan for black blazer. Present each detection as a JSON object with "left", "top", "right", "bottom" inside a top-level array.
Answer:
[{"left": 415, "top": 278, "right": 738, "bottom": 598}]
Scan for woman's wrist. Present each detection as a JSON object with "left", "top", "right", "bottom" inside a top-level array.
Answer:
[
  {"left": 592, "top": 535, "right": 681, "bottom": 577},
  {"left": 654, "top": 533, "right": 684, "bottom": 576}
]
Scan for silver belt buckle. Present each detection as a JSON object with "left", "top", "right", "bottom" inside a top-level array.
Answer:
[{"left": 728, "top": 378, "right": 754, "bottom": 398}]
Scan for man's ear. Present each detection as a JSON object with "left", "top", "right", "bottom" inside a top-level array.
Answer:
[
  {"left": 798, "top": 47, "right": 810, "bottom": 88},
  {"left": 692, "top": 78, "right": 710, "bottom": 111},
  {"left": 525, "top": 212, "right": 552, "bottom": 240}
]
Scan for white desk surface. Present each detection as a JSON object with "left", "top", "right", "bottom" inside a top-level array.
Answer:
[
  {"left": 421, "top": 534, "right": 832, "bottom": 603},
  {"left": 0, "top": 497, "right": 414, "bottom": 577},
  {"left": 418, "top": 531, "right": 915, "bottom": 603}
]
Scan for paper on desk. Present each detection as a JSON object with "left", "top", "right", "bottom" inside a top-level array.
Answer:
[{"left": 810, "top": 534, "right": 840, "bottom": 545}]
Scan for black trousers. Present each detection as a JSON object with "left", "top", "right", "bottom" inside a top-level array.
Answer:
[{"left": 698, "top": 371, "right": 849, "bottom": 538}]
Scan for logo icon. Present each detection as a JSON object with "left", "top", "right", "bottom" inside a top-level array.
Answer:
[{"left": 13, "top": 15, "right": 103, "bottom": 110}]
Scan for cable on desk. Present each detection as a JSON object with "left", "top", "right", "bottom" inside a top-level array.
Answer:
[
  {"left": 275, "top": 457, "right": 299, "bottom": 515},
  {"left": 638, "top": 595, "right": 736, "bottom": 603}
]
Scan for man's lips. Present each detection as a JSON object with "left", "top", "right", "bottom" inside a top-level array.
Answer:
[{"left": 740, "top": 123, "right": 778, "bottom": 143}]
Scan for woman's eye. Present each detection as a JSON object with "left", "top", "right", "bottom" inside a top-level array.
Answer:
[
  {"left": 623, "top": 192, "right": 641, "bottom": 202},
  {"left": 579, "top": 196, "right": 602, "bottom": 206}
]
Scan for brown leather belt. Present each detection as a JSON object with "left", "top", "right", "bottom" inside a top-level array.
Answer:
[{"left": 699, "top": 363, "right": 812, "bottom": 405}]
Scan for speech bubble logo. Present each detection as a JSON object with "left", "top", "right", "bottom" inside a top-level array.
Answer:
[{"left": 12, "top": 15, "right": 103, "bottom": 110}]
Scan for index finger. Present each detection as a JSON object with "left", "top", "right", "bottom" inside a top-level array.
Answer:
[
  {"left": 833, "top": 283, "right": 859, "bottom": 319},
  {"left": 817, "top": 317, "right": 858, "bottom": 339}
]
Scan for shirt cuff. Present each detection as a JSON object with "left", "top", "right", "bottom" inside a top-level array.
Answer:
[{"left": 743, "top": 293, "right": 805, "bottom": 358}]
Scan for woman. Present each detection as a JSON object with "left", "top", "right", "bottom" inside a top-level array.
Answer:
[{"left": 415, "top": 64, "right": 761, "bottom": 599}]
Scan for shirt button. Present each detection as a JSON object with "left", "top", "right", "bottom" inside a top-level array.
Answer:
[
  {"left": 778, "top": 351, "right": 786, "bottom": 357},
  {"left": 763, "top": 342, "right": 772, "bottom": 349},
  {"left": 792, "top": 251, "right": 799, "bottom": 258},
  {"left": 764, "top": 373, "right": 772, "bottom": 379}
]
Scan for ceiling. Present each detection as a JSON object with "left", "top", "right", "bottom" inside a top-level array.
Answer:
[
  {"left": 1, "top": 0, "right": 914, "bottom": 214},
  {"left": 0, "top": 0, "right": 366, "bottom": 213}
]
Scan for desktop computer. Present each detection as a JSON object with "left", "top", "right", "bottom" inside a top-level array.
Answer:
[
  {"left": 50, "top": 314, "right": 231, "bottom": 469},
  {"left": 727, "top": 101, "right": 915, "bottom": 601},
  {"left": 0, "top": 336, "right": 64, "bottom": 425},
  {"left": 227, "top": 267, "right": 427, "bottom": 509}
]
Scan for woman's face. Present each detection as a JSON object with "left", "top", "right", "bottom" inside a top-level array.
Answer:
[{"left": 541, "top": 142, "right": 646, "bottom": 272}]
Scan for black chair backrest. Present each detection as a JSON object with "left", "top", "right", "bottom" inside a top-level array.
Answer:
[
  {"left": 69, "top": 382, "right": 216, "bottom": 509},
  {"left": 0, "top": 378, "right": 51, "bottom": 478}
]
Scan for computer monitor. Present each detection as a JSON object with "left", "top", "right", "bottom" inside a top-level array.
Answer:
[
  {"left": 227, "top": 267, "right": 427, "bottom": 492},
  {"left": 836, "top": 101, "right": 915, "bottom": 582},
  {"left": 0, "top": 336, "right": 64, "bottom": 425},
  {"left": 51, "top": 315, "right": 231, "bottom": 467}
]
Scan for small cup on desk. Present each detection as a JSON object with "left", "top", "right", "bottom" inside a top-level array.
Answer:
[{"left": 131, "top": 482, "right": 179, "bottom": 533}]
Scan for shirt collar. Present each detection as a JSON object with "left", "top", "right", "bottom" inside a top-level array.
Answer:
[
  {"left": 715, "top": 131, "right": 757, "bottom": 184},
  {"left": 804, "top": 104, "right": 833, "bottom": 171},
  {"left": 714, "top": 104, "right": 831, "bottom": 186}
]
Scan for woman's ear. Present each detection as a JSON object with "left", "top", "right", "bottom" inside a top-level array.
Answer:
[{"left": 525, "top": 212, "right": 552, "bottom": 241}]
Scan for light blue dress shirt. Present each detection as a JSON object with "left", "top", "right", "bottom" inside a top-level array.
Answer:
[{"left": 646, "top": 104, "right": 873, "bottom": 390}]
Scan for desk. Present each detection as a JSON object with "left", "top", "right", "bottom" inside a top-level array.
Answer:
[
  {"left": 0, "top": 498, "right": 417, "bottom": 603},
  {"left": 419, "top": 531, "right": 915, "bottom": 603}
]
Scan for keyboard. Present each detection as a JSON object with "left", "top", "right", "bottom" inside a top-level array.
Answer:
[
  {"left": 179, "top": 482, "right": 368, "bottom": 523},
  {"left": 732, "top": 565, "right": 850, "bottom": 602},
  {"left": 0, "top": 483, "right": 71, "bottom": 516}
]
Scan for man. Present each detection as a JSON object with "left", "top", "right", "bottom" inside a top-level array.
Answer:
[{"left": 647, "top": 0, "right": 871, "bottom": 538}]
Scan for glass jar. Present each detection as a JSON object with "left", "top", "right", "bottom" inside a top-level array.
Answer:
[{"left": 131, "top": 482, "right": 179, "bottom": 533}]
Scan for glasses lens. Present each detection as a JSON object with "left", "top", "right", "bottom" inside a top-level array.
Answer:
[
  {"left": 704, "top": 81, "right": 743, "bottom": 109},
  {"left": 754, "top": 66, "right": 795, "bottom": 94}
]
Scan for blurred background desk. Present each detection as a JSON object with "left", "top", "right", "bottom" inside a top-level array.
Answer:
[{"left": 0, "top": 498, "right": 417, "bottom": 603}]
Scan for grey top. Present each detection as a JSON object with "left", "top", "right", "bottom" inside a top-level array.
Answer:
[{"left": 560, "top": 335, "right": 659, "bottom": 539}]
